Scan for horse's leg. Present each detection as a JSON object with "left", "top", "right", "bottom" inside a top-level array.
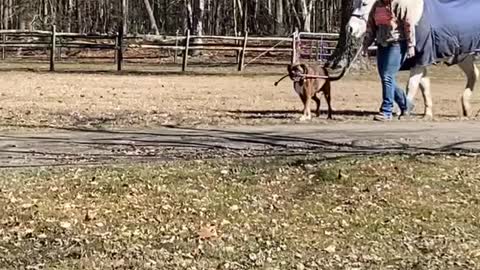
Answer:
[
  {"left": 419, "top": 74, "right": 432, "bottom": 119},
  {"left": 406, "top": 66, "right": 427, "bottom": 116},
  {"left": 458, "top": 55, "right": 479, "bottom": 117}
]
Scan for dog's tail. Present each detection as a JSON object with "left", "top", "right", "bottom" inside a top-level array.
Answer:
[{"left": 327, "top": 66, "right": 347, "bottom": 82}]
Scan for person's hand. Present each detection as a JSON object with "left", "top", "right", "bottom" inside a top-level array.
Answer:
[
  {"left": 361, "top": 46, "right": 369, "bottom": 57},
  {"left": 407, "top": 46, "right": 415, "bottom": 58}
]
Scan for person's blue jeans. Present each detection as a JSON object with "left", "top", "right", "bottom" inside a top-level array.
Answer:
[{"left": 377, "top": 42, "right": 408, "bottom": 117}]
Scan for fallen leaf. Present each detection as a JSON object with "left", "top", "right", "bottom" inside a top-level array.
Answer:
[
  {"left": 324, "top": 245, "right": 336, "bottom": 253},
  {"left": 84, "top": 210, "right": 96, "bottom": 222},
  {"left": 220, "top": 219, "right": 231, "bottom": 226},
  {"left": 59, "top": 222, "right": 72, "bottom": 230},
  {"left": 21, "top": 203, "right": 34, "bottom": 209},
  {"left": 223, "top": 246, "right": 235, "bottom": 253},
  {"left": 113, "top": 259, "right": 125, "bottom": 267},
  {"left": 470, "top": 249, "right": 480, "bottom": 258},
  {"left": 198, "top": 225, "right": 217, "bottom": 240}
]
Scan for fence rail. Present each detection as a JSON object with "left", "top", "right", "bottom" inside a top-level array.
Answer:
[{"left": 0, "top": 27, "right": 342, "bottom": 72}]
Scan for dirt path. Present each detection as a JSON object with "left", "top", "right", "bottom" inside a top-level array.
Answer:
[{"left": 1, "top": 120, "right": 480, "bottom": 167}]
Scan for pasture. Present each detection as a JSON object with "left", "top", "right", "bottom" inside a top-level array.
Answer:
[
  {"left": 0, "top": 63, "right": 477, "bottom": 129},
  {"left": 1, "top": 64, "right": 480, "bottom": 269}
]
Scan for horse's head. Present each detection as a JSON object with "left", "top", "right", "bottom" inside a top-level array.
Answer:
[{"left": 347, "top": 0, "right": 377, "bottom": 39}]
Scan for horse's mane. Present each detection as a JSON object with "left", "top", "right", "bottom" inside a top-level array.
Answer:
[{"left": 392, "top": 0, "right": 424, "bottom": 25}]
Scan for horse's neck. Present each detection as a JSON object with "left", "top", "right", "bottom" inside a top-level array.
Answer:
[{"left": 392, "top": 0, "right": 424, "bottom": 25}]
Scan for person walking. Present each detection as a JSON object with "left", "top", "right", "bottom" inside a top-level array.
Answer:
[{"left": 362, "top": 0, "right": 416, "bottom": 121}]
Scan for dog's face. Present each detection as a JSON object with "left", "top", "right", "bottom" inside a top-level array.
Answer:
[{"left": 287, "top": 64, "right": 308, "bottom": 81}]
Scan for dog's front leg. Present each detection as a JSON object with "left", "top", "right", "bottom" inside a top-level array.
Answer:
[{"left": 300, "top": 95, "right": 312, "bottom": 121}]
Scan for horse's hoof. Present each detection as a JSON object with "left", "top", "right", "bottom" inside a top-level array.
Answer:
[
  {"left": 299, "top": 115, "right": 311, "bottom": 121},
  {"left": 422, "top": 114, "right": 433, "bottom": 120}
]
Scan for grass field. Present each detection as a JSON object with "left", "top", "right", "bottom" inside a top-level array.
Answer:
[{"left": 1, "top": 154, "right": 480, "bottom": 269}]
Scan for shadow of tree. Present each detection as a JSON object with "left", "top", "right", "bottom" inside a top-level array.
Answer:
[
  {"left": 224, "top": 109, "right": 378, "bottom": 119},
  {"left": 0, "top": 123, "right": 478, "bottom": 168}
]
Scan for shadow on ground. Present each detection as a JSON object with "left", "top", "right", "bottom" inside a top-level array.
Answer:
[
  {"left": 224, "top": 109, "right": 379, "bottom": 119},
  {"left": 1, "top": 122, "right": 479, "bottom": 168}
]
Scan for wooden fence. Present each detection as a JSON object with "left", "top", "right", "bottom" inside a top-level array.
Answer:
[{"left": 0, "top": 27, "right": 340, "bottom": 72}]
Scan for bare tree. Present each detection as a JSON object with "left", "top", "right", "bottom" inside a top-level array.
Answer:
[
  {"left": 300, "top": 0, "right": 316, "bottom": 32},
  {"left": 274, "top": 0, "right": 284, "bottom": 35},
  {"left": 0, "top": 0, "right": 344, "bottom": 36},
  {"left": 143, "top": 0, "right": 159, "bottom": 34},
  {"left": 191, "top": 0, "right": 205, "bottom": 56},
  {"left": 122, "top": 0, "right": 128, "bottom": 33}
]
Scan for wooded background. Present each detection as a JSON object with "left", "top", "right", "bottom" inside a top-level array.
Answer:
[{"left": 1, "top": 0, "right": 342, "bottom": 35}]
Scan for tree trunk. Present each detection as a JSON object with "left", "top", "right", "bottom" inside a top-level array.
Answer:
[
  {"left": 3, "top": 0, "right": 8, "bottom": 29},
  {"left": 243, "top": 0, "right": 247, "bottom": 33},
  {"left": 122, "top": 0, "right": 128, "bottom": 34},
  {"left": 66, "top": 0, "right": 73, "bottom": 32},
  {"left": 19, "top": 14, "right": 26, "bottom": 30},
  {"left": 274, "top": 0, "right": 284, "bottom": 35},
  {"left": 191, "top": 0, "right": 204, "bottom": 56},
  {"left": 143, "top": 0, "right": 159, "bottom": 35},
  {"left": 236, "top": 0, "right": 243, "bottom": 18},
  {"left": 0, "top": 0, "right": 4, "bottom": 29},
  {"left": 303, "top": 0, "right": 315, "bottom": 32},
  {"left": 213, "top": 0, "right": 219, "bottom": 35},
  {"left": 185, "top": 0, "right": 193, "bottom": 31},
  {"left": 233, "top": 0, "right": 237, "bottom": 35},
  {"left": 252, "top": 0, "right": 258, "bottom": 33}
]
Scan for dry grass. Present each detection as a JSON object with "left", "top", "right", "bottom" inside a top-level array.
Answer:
[
  {"left": 0, "top": 64, "right": 478, "bottom": 129},
  {"left": 1, "top": 154, "right": 480, "bottom": 269}
]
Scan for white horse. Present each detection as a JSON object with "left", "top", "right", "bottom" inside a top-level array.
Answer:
[{"left": 347, "top": 0, "right": 479, "bottom": 118}]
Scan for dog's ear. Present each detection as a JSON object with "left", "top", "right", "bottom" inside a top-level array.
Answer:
[
  {"left": 287, "top": 64, "right": 292, "bottom": 73},
  {"left": 300, "top": 64, "right": 309, "bottom": 74}
]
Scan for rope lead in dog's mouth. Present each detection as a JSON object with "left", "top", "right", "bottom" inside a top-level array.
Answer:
[
  {"left": 274, "top": 43, "right": 363, "bottom": 87},
  {"left": 274, "top": 74, "right": 290, "bottom": 86}
]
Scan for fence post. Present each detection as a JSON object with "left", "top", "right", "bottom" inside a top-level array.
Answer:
[
  {"left": 182, "top": 29, "right": 190, "bottom": 72},
  {"left": 117, "top": 25, "right": 124, "bottom": 71},
  {"left": 291, "top": 29, "right": 298, "bottom": 64},
  {"left": 49, "top": 25, "right": 56, "bottom": 72},
  {"left": 114, "top": 32, "right": 118, "bottom": 64},
  {"left": 320, "top": 36, "right": 324, "bottom": 61},
  {"left": 238, "top": 32, "right": 248, "bottom": 71},
  {"left": 235, "top": 31, "right": 241, "bottom": 64},
  {"left": 1, "top": 34, "right": 5, "bottom": 60},
  {"left": 309, "top": 39, "right": 313, "bottom": 60},
  {"left": 174, "top": 30, "right": 179, "bottom": 64}
]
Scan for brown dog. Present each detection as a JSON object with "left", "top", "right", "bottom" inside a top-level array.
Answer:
[{"left": 286, "top": 63, "right": 344, "bottom": 121}]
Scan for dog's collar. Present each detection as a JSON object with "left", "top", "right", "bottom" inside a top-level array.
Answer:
[{"left": 291, "top": 74, "right": 305, "bottom": 82}]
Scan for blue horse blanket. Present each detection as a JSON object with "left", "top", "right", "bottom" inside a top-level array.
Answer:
[{"left": 402, "top": 0, "right": 480, "bottom": 70}]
